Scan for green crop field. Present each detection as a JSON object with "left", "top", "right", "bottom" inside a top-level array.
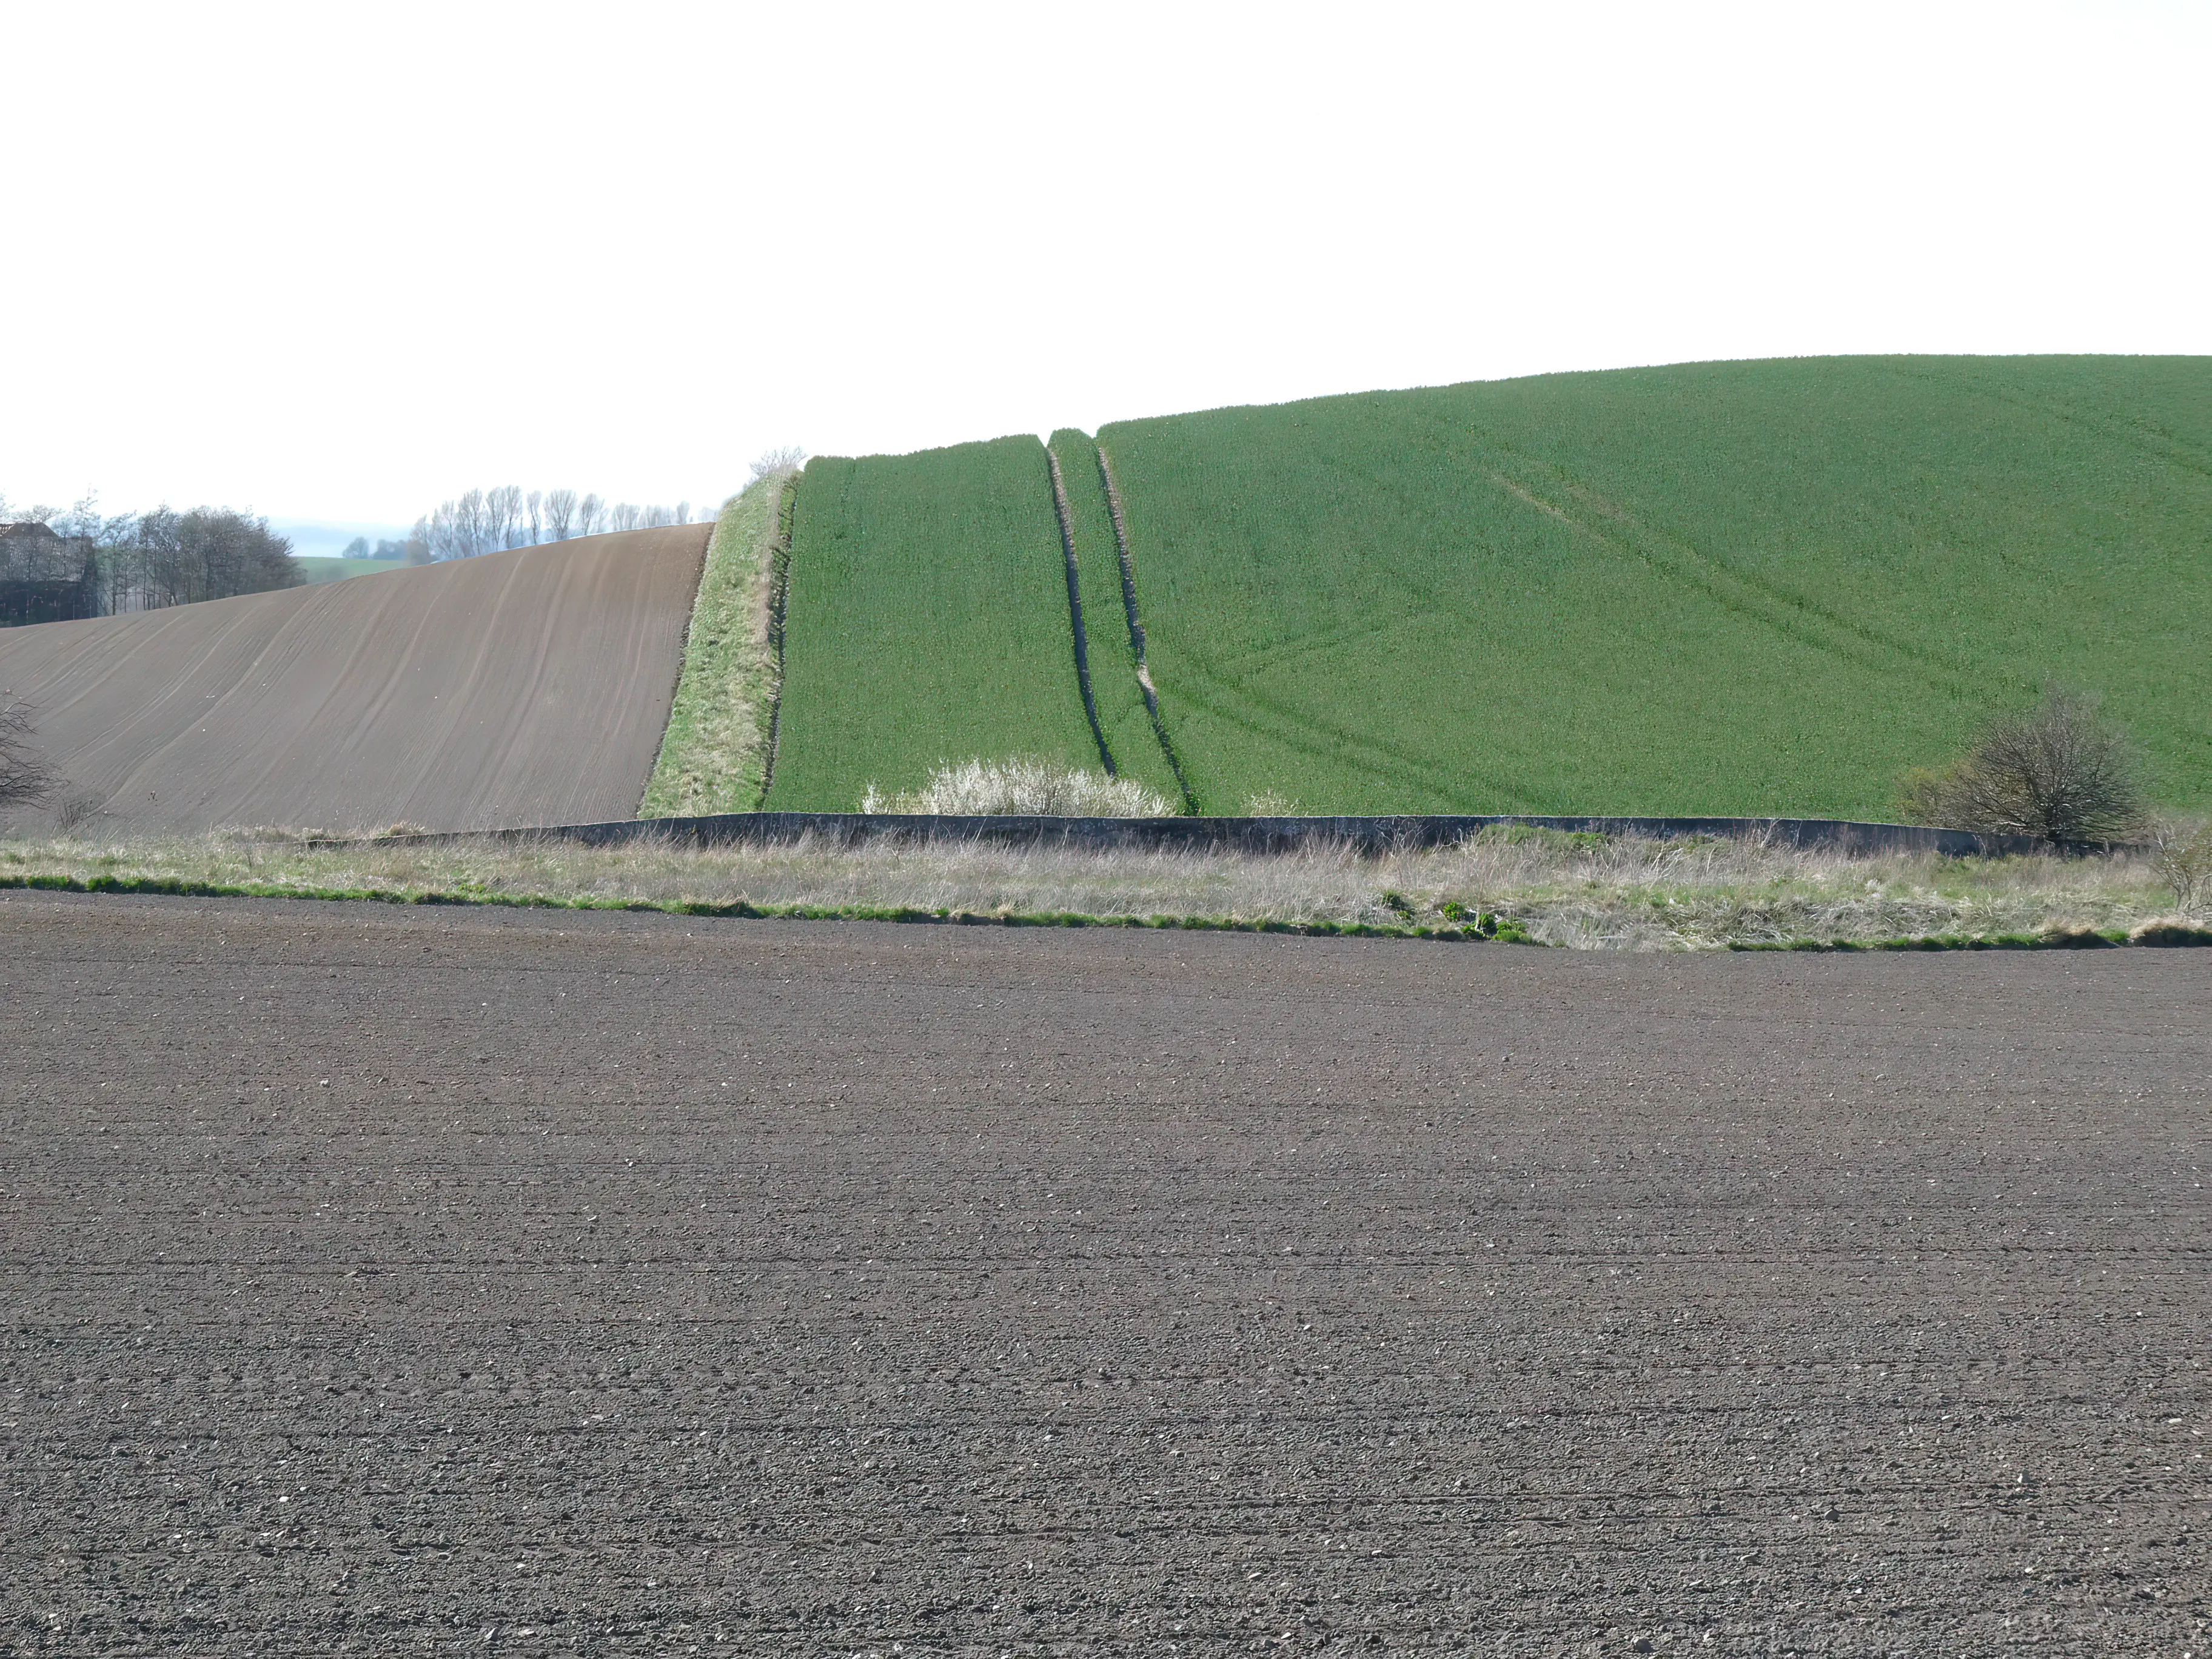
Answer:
[
  {"left": 1046, "top": 428, "right": 1189, "bottom": 809},
  {"left": 709, "top": 357, "right": 2212, "bottom": 819},
  {"left": 293, "top": 556, "right": 403, "bottom": 585},
  {"left": 1099, "top": 355, "right": 2212, "bottom": 815},
  {"left": 762, "top": 437, "right": 1105, "bottom": 811}
]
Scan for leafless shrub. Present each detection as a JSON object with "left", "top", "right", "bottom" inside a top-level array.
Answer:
[
  {"left": 749, "top": 446, "right": 806, "bottom": 483},
  {"left": 860, "top": 757, "right": 1175, "bottom": 817},
  {"left": 2151, "top": 819, "right": 2212, "bottom": 912},
  {"left": 54, "top": 790, "right": 105, "bottom": 831},
  {"left": 0, "top": 702, "right": 59, "bottom": 810},
  {"left": 1900, "top": 688, "right": 2145, "bottom": 843}
]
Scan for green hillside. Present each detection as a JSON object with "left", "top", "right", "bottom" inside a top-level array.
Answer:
[
  {"left": 757, "top": 357, "right": 2212, "bottom": 817},
  {"left": 763, "top": 437, "right": 1103, "bottom": 811},
  {"left": 293, "top": 555, "right": 403, "bottom": 584}
]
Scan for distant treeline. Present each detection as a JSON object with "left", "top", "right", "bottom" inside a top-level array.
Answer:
[
  {"left": 411, "top": 488, "right": 697, "bottom": 561},
  {"left": 1, "top": 494, "right": 297, "bottom": 625}
]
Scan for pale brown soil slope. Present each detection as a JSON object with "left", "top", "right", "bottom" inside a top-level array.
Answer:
[
  {"left": 2, "top": 891, "right": 2205, "bottom": 1655},
  {"left": 0, "top": 525, "right": 709, "bottom": 834}
]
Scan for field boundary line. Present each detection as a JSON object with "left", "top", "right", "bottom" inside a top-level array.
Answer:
[
  {"left": 10, "top": 873, "right": 2204, "bottom": 950},
  {"left": 1046, "top": 448, "right": 1116, "bottom": 776},
  {"left": 755, "top": 474, "right": 800, "bottom": 805},
  {"left": 312, "top": 811, "right": 2117, "bottom": 860},
  {"left": 637, "top": 481, "right": 783, "bottom": 817},
  {"left": 1096, "top": 446, "right": 1199, "bottom": 813}
]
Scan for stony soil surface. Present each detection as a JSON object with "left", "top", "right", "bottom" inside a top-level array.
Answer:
[{"left": 1, "top": 890, "right": 2205, "bottom": 1657}]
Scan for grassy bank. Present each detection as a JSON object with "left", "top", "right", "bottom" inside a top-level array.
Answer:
[
  {"left": 2, "top": 828, "right": 2204, "bottom": 950},
  {"left": 638, "top": 473, "right": 789, "bottom": 817}
]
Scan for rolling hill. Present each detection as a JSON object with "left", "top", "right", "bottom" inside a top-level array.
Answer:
[
  {"left": 0, "top": 525, "right": 708, "bottom": 835},
  {"left": 757, "top": 357, "right": 2212, "bottom": 816}
]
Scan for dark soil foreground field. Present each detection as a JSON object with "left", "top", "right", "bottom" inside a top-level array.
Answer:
[{"left": 1, "top": 892, "right": 2205, "bottom": 1657}]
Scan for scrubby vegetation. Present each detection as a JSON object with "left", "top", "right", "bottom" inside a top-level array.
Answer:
[
  {"left": 2, "top": 826, "right": 2202, "bottom": 951},
  {"left": 858, "top": 757, "right": 1173, "bottom": 817},
  {"left": 1899, "top": 687, "right": 2147, "bottom": 842}
]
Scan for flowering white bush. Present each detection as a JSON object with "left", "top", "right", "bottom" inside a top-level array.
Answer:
[{"left": 860, "top": 757, "right": 1174, "bottom": 817}]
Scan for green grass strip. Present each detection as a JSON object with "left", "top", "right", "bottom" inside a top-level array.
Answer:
[
  {"left": 0, "top": 871, "right": 1530, "bottom": 942},
  {"left": 10, "top": 873, "right": 2204, "bottom": 949},
  {"left": 639, "top": 474, "right": 788, "bottom": 817}
]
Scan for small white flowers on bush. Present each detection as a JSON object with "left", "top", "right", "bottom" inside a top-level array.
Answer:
[{"left": 860, "top": 757, "right": 1175, "bottom": 817}]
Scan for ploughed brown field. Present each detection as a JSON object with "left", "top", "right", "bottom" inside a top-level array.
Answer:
[
  {"left": 0, "top": 525, "right": 709, "bottom": 836},
  {"left": 2, "top": 891, "right": 2204, "bottom": 1655}
]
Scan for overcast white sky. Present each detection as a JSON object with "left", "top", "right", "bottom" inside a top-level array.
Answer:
[{"left": 5, "top": 0, "right": 2207, "bottom": 532}]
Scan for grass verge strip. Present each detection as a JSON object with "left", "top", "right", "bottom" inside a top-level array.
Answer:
[
  {"left": 0, "top": 871, "right": 1528, "bottom": 941},
  {"left": 638, "top": 472, "right": 793, "bottom": 816},
  {"left": 756, "top": 475, "right": 798, "bottom": 800},
  {"left": 10, "top": 872, "right": 2210, "bottom": 949}
]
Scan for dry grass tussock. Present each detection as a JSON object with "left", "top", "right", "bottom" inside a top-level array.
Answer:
[
  {"left": 860, "top": 758, "right": 1173, "bottom": 818},
  {"left": 0, "top": 823, "right": 2196, "bottom": 948}
]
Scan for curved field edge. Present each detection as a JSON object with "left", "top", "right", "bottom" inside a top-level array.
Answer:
[
  {"left": 639, "top": 474, "right": 792, "bottom": 816},
  {"left": 0, "top": 873, "right": 1532, "bottom": 942}
]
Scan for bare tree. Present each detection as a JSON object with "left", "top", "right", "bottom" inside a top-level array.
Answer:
[
  {"left": 608, "top": 502, "right": 643, "bottom": 532},
  {"left": 458, "top": 489, "right": 493, "bottom": 558},
  {"left": 90, "top": 508, "right": 299, "bottom": 609},
  {"left": 675, "top": 500, "right": 691, "bottom": 524},
  {"left": 543, "top": 489, "right": 577, "bottom": 541},
  {"left": 1900, "top": 688, "right": 2146, "bottom": 843},
  {"left": 0, "top": 702, "right": 58, "bottom": 811},
  {"left": 482, "top": 485, "right": 521, "bottom": 550},
  {"left": 575, "top": 494, "right": 603, "bottom": 538},
  {"left": 2153, "top": 819, "right": 2212, "bottom": 912},
  {"left": 526, "top": 490, "right": 543, "bottom": 546},
  {"left": 749, "top": 446, "right": 806, "bottom": 482}
]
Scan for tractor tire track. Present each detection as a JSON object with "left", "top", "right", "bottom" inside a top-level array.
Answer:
[
  {"left": 1095, "top": 446, "right": 1199, "bottom": 813},
  {"left": 1047, "top": 447, "right": 1116, "bottom": 777}
]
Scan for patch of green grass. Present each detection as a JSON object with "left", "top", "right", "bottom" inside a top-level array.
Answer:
[
  {"left": 0, "top": 869, "right": 1532, "bottom": 943},
  {"left": 640, "top": 476, "right": 788, "bottom": 817},
  {"left": 1094, "top": 356, "right": 2212, "bottom": 815},
  {"left": 292, "top": 556, "right": 402, "bottom": 585},
  {"left": 763, "top": 438, "right": 1103, "bottom": 811}
]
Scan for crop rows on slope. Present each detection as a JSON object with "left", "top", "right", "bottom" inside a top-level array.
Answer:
[
  {"left": 762, "top": 438, "right": 1105, "bottom": 812},
  {"left": 1047, "top": 429, "right": 1188, "bottom": 808},
  {"left": 1094, "top": 355, "right": 2212, "bottom": 816}
]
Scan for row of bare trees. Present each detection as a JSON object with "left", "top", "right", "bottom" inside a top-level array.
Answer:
[
  {"left": 2, "top": 493, "right": 300, "bottom": 617},
  {"left": 411, "top": 488, "right": 695, "bottom": 561}
]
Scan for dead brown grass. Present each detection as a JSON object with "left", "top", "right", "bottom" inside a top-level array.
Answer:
[{"left": 0, "top": 823, "right": 2191, "bottom": 948}]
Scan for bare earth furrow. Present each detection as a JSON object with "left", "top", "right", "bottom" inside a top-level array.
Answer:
[{"left": 0, "top": 890, "right": 2205, "bottom": 1655}]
